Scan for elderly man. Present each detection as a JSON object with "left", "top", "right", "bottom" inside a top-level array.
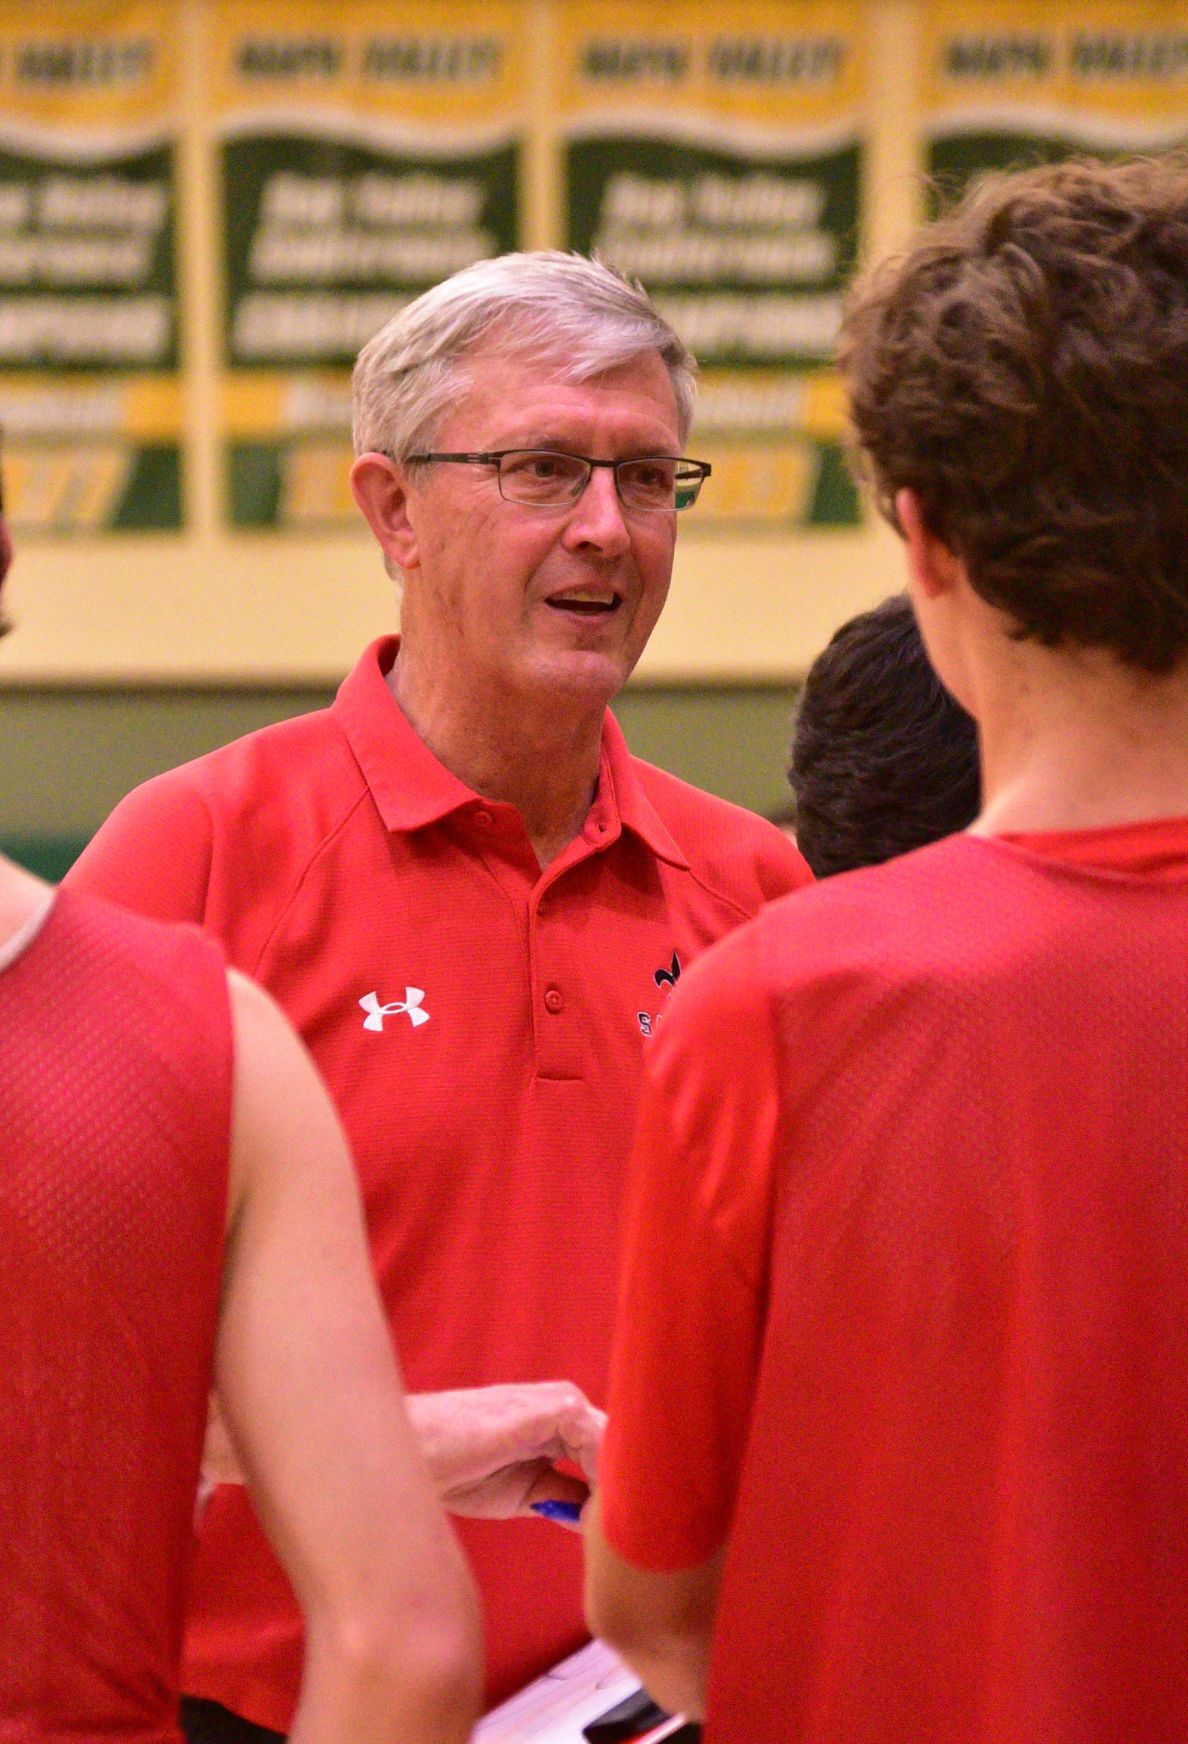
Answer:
[
  {"left": 588, "top": 155, "right": 1188, "bottom": 1742},
  {"left": 68, "top": 251, "right": 810, "bottom": 1740}
]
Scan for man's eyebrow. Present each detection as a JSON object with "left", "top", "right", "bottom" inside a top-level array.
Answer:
[
  {"left": 496, "top": 435, "right": 578, "bottom": 451},
  {"left": 496, "top": 437, "right": 674, "bottom": 456}
]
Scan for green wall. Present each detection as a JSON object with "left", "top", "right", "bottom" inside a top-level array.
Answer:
[{"left": 1, "top": 682, "right": 799, "bottom": 877}]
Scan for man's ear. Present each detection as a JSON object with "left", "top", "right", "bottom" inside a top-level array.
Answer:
[
  {"left": 895, "top": 488, "right": 961, "bottom": 600},
  {"left": 350, "top": 454, "right": 421, "bottom": 572}
]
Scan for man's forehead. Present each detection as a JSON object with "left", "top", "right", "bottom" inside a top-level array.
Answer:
[{"left": 455, "top": 342, "right": 678, "bottom": 427}]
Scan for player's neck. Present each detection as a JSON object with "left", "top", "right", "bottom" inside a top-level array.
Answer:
[
  {"left": 973, "top": 647, "right": 1188, "bottom": 836},
  {"left": 386, "top": 652, "right": 603, "bottom": 868},
  {"left": 0, "top": 857, "right": 51, "bottom": 948}
]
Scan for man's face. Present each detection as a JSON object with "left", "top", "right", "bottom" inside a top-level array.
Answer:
[{"left": 394, "top": 345, "right": 682, "bottom": 710}]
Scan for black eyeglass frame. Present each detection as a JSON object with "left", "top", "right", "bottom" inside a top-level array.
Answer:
[{"left": 402, "top": 449, "right": 712, "bottom": 512}]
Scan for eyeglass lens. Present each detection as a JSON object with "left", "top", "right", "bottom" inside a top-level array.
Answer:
[{"left": 497, "top": 451, "right": 702, "bottom": 512}]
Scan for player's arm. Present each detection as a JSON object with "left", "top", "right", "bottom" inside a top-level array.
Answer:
[
  {"left": 218, "top": 970, "right": 482, "bottom": 1744},
  {"left": 584, "top": 924, "right": 781, "bottom": 1719},
  {"left": 585, "top": 1504, "right": 723, "bottom": 1719},
  {"left": 582, "top": 1063, "right": 736, "bottom": 1719}
]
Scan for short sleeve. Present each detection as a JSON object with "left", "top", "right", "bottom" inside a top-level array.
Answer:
[
  {"left": 65, "top": 775, "right": 215, "bottom": 925},
  {"left": 600, "top": 916, "right": 783, "bottom": 1571}
]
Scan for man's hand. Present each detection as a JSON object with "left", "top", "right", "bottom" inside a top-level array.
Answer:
[{"left": 407, "top": 1382, "right": 606, "bottom": 1527}]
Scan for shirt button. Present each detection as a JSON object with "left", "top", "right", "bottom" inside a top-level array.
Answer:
[
  {"left": 536, "top": 897, "right": 549, "bottom": 918},
  {"left": 475, "top": 809, "right": 493, "bottom": 828},
  {"left": 544, "top": 987, "right": 564, "bottom": 1014}
]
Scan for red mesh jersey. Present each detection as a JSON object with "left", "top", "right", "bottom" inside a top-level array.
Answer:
[
  {"left": 603, "top": 822, "right": 1188, "bottom": 1743},
  {"left": 0, "top": 888, "right": 232, "bottom": 1744}
]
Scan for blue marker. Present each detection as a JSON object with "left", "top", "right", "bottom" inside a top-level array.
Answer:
[{"left": 530, "top": 1499, "right": 583, "bottom": 1524}]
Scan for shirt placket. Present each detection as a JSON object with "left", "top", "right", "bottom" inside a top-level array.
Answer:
[{"left": 529, "top": 799, "right": 620, "bottom": 1082}]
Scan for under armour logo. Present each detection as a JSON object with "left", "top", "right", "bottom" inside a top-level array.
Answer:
[{"left": 359, "top": 988, "right": 430, "bottom": 1032}]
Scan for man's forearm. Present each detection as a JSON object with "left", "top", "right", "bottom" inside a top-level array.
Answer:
[
  {"left": 603, "top": 1628, "right": 711, "bottom": 1722},
  {"left": 584, "top": 1495, "right": 722, "bottom": 1723}
]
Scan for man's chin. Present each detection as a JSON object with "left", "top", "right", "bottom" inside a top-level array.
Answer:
[{"left": 525, "top": 646, "right": 634, "bottom": 708}]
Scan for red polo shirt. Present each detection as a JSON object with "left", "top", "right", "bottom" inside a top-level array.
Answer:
[{"left": 66, "top": 636, "right": 809, "bottom": 1728}]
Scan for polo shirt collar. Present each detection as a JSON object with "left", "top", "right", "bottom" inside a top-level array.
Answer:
[
  {"left": 335, "top": 636, "right": 689, "bottom": 869},
  {"left": 598, "top": 710, "right": 690, "bottom": 870},
  {"left": 334, "top": 637, "right": 477, "bottom": 832}
]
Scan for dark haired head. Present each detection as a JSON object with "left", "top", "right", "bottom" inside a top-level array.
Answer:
[
  {"left": 788, "top": 594, "right": 979, "bottom": 878},
  {"left": 840, "top": 154, "right": 1188, "bottom": 673}
]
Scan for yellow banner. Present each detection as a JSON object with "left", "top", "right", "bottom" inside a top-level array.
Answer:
[
  {"left": 210, "top": 0, "right": 528, "bottom": 125},
  {"left": 0, "top": 1, "right": 179, "bottom": 130},
  {"left": 215, "top": 0, "right": 530, "bottom": 525},
  {"left": 0, "top": 1, "right": 182, "bottom": 531},
  {"left": 0, "top": 373, "right": 180, "bottom": 439},
  {"left": 556, "top": 0, "right": 865, "bottom": 132},
  {"left": 923, "top": 0, "right": 1188, "bottom": 136},
  {"left": 555, "top": 0, "right": 865, "bottom": 526}
]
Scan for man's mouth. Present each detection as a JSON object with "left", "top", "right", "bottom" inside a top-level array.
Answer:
[{"left": 545, "top": 591, "right": 622, "bottom": 616}]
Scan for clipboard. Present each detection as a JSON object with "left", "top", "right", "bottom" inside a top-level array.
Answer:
[{"left": 474, "top": 1639, "right": 691, "bottom": 1744}]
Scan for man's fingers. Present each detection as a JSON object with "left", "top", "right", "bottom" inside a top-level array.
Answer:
[
  {"left": 406, "top": 1381, "right": 606, "bottom": 1501},
  {"left": 557, "top": 1403, "right": 607, "bottom": 1485},
  {"left": 524, "top": 1468, "right": 590, "bottom": 1532},
  {"left": 524, "top": 1385, "right": 606, "bottom": 1482}
]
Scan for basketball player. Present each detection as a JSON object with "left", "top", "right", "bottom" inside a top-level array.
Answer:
[
  {"left": 0, "top": 509, "right": 482, "bottom": 1741},
  {"left": 589, "top": 154, "right": 1188, "bottom": 1742},
  {"left": 787, "top": 592, "right": 978, "bottom": 877}
]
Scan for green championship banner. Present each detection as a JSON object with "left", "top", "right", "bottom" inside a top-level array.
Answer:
[
  {"left": 556, "top": 0, "right": 865, "bottom": 529},
  {"left": 924, "top": 0, "right": 1187, "bottom": 202},
  {"left": 0, "top": 3, "right": 182, "bottom": 533},
  {"left": 215, "top": 0, "right": 527, "bottom": 529}
]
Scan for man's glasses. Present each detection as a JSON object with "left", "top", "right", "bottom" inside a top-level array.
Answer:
[{"left": 403, "top": 449, "right": 712, "bottom": 513}]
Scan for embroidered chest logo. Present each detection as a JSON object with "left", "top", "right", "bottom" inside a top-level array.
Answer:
[
  {"left": 637, "top": 952, "right": 681, "bottom": 1037},
  {"left": 359, "top": 988, "right": 430, "bottom": 1032}
]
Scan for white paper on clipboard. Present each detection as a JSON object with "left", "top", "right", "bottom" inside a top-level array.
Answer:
[{"left": 474, "top": 1639, "right": 687, "bottom": 1744}]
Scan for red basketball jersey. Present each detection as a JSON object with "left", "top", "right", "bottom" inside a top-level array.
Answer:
[
  {"left": 0, "top": 888, "right": 232, "bottom": 1743},
  {"left": 603, "top": 820, "right": 1188, "bottom": 1743}
]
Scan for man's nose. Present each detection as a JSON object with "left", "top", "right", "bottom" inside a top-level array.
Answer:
[{"left": 562, "top": 465, "right": 632, "bottom": 556}]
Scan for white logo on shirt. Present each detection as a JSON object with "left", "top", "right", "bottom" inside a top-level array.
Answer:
[{"left": 359, "top": 988, "right": 430, "bottom": 1031}]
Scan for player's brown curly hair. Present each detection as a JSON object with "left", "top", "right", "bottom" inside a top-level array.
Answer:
[{"left": 840, "top": 154, "right": 1188, "bottom": 673}]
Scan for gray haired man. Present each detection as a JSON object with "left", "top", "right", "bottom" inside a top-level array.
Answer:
[{"left": 69, "top": 251, "right": 810, "bottom": 1740}]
